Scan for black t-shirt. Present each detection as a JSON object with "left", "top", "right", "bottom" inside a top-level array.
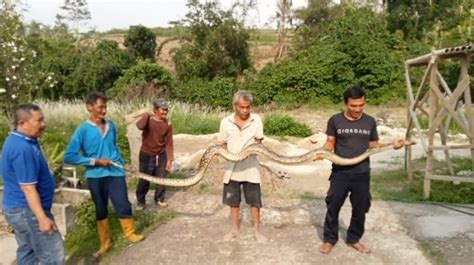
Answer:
[{"left": 326, "top": 112, "right": 379, "bottom": 173}]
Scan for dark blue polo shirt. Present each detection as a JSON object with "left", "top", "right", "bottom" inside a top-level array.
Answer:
[{"left": 1, "top": 130, "right": 55, "bottom": 210}]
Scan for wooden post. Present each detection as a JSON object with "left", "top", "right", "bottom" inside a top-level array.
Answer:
[
  {"left": 405, "top": 65, "right": 414, "bottom": 180},
  {"left": 405, "top": 44, "right": 474, "bottom": 198},
  {"left": 459, "top": 54, "right": 474, "bottom": 169},
  {"left": 438, "top": 123, "right": 455, "bottom": 175},
  {"left": 424, "top": 56, "right": 438, "bottom": 198}
]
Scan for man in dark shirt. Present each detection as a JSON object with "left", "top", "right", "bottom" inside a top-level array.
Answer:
[
  {"left": 319, "top": 86, "right": 404, "bottom": 254},
  {"left": 135, "top": 98, "right": 174, "bottom": 210}
]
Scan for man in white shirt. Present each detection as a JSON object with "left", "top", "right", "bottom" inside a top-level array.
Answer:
[{"left": 218, "top": 90, "right": 266, "bottom": 243}]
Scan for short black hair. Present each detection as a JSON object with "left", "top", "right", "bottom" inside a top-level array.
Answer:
[
  {"left": 86, "top": 91, "right": 108, "bottom": 106},
  {"left": 13, "top": 103, "right": 41, "bottom": 127},
  {"left": 343, "top": 85, "right": 366, "bottom": 103}
]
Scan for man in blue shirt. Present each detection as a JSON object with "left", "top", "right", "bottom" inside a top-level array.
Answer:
[
  {"left": 1, "top": 103, "right": 64, "bottom": 264},
  {"left": 64, "top": 91, "right": 144, "bottom": 258}
]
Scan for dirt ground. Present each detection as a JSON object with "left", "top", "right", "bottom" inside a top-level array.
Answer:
[
  {"left": 2, "top": 107, "right": 473, "bottom": 265},
  {"left": 105, "top": 106, "right": 474, "bottom": 265},
  {"left": 106, "top": 191, "right": 473, "bottom": 265}
]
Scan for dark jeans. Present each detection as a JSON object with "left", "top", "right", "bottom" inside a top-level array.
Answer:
[
  {"left": 3, "top": 207, "right": 65, "bottom": 265},
  {"left": 87, "top": 176, "right": 133, "bottom": 220},
  {"left": 322, "top": 171, "right": 371, "bottom": 245},
  {"left": 136, "top": 152, "right": 167, "bottom": 204}
]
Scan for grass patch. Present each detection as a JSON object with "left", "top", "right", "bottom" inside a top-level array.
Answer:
[
  {"left": 100, "top": 27, "right": 185, "bottom": 37},
  {"left": 416, "top": 115, "right": 465, "bottom": 134},
  {"left": 306, "top": 97, "right": 341, "bottom": 110},
  {"left": 0, "top": 100, "right": 223, "bottom": 183},
  {"left": 249, "top": 29, "right": 278, "bottom": 45},
  {"left": 372, "top": 157, "right": 474, "bottom": 203},
  {"left": 165, "top": 171, "right": 191, "bottom": 192},
  {"left": 127, "top": 177, "right": 140, "bottom": 190},
  {"left": 66, "top": 197, "right": 175, "bottom": 262},
  {"left": 263, "top": 112, "right": 313, "bottom": 137},
  {"left": 169, "top": 103, "right": 222, "bottom": 135},
  {"left": 198, "top": 182, "right": 210, "bottom": 194},
  {"left": 418, "top": 241, "right": 447, "bottom": 265}
]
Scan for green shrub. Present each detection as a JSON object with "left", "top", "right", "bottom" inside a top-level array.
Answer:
[
  {"left": 30, "top": 37, "right": 134, "bottom": 100},
  {"left": 172, "top": 0, "right": 251, "bottom": 81},
  {"left": 73, "top": 196, "right": 96, "bottom": 230},
  {"left": 263, "top": 113, "right": 312, "bottom": 137},
  {"left": 169, "top": 103, "right": 221, "bottom": 134},
  {"left": 0, "top": 117, "right": 10, "bottom": 147},
  {"left": 247, "top": 7, "right": 405, "bottom": 106},
  {"left": 124, "top": 25, "right": 157, "bottom": 60},
  {"left": 171, "top": 76, "right": 239, "bottom": 109},
  {"left": 108, "top": 60, "right": 173, "bottom": 100},
  {"left": 115, "top": 122, "right": 131, "bottom": 164}
]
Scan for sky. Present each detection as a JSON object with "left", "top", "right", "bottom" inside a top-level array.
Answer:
[{"left": 20, "top": 0, "right": 309, "bottom": 32}]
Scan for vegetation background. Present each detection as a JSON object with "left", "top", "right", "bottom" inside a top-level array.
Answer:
[
  {"left": 1, "top": 1, "right": 473, "bottom": 262},
  {"left": 0, "top": 0, "right": 472, "bottom": 192}
]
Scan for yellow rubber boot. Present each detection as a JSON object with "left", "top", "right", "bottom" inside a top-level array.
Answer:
[
  {"left": 119, "top": 218, "right": 145, "bottom": 242},
  {"left": 93, "top": 219, "right": 111, "bottom": 258}
]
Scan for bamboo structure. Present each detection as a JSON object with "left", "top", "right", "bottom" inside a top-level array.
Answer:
[{"left": 405, "top": 44, "right": 474, "bottom": 198}]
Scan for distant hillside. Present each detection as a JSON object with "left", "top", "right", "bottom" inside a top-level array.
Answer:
[{"left": 96, "top": 28, "right": 289, "bottom": 74}]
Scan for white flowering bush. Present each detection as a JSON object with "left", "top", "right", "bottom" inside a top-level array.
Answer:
[{"left": 0, "top": 0, "right": 56, "bottom": 124}]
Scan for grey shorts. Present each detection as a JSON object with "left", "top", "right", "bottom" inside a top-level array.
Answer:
[{"left": 223, "top": 180, "right": 262, "bottom": 208}]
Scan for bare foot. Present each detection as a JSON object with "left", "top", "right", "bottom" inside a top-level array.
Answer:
[
  {"left": 254, "top": 232, "right": 267, "bottom": 243},
  {"left": 350, "top": 242, "right": 371, "bottom": 254},
  {"left": 223, "top": 230, "right": 239, "bottom": 241},
  {"left": 319, "top": 242, "right": 334, "bottom": 254}
]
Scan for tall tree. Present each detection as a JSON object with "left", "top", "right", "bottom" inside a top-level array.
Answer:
[
  {"left": 172, "top": 0, "right": 251, "bottom": 81},
  {"left": 293, "top": 0, "right": 335, "bottom": 50},
  {"left": 275, "top": 0, "right": 293, "bottom": 62},
  {"left": 55, "top": 0, "right": 91, "bottom": 37},
  {"left": 0, "top": 0, "right": 56, "bottom": 123},
  {"left": 123, "top": 25, "right": 157, "bottom": 60},
  {"left": 229, "top": 0, "right": 258, "bottom": 26},
  {"left": 387, "top": 0, "right": 473, "bottom": 42}
]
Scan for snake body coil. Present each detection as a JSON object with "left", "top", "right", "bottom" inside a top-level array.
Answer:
[{"left": 137, "top": 143, "right": 405, "bottom": 187}]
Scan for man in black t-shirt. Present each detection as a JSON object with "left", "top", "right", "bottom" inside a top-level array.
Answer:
[{"left": 319, "top": 86, "right": 404, "bottom": 254}]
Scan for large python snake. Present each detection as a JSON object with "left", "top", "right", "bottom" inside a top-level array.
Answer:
[{"left": 136, "top": 141, "right": 411, "bottom": 187}]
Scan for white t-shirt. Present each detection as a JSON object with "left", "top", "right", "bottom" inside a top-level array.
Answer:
[{"left": 218, "top": 113, "right": 264, "bottom": 184}]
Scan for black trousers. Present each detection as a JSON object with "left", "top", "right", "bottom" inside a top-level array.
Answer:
[
  {"left": 87, "top": 176, "right": 132, "bottom": 220},
  {"left": 136, "top": 152, "right": 167, "bottom": 204},
  {"left": 322, "top": 171, "right": 371, "bottom": 245}
]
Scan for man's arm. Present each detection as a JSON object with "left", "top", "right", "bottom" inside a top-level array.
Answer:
[
  {"left": 136, "top": 112, "right": 152, "bottom": 130},
  {"left": 165, "top": 124, "right": 174, "bottom": 171},
  {"left": 217, "top": 119, "right": 228, "bottom": 148},
  {"left": 314, "top": 136, "right": 335, "bottom": 161},
  {"left": 369, "top": 139, "right": 405, "bottom": 149},
  {"left": 255, "top": 115, "right": 264, "bottom": 144},
  {"left": 324, "top": 136, "right": 336, "bottom": 151},
  {"left": 20, "top": 185, "right": 57, "bottom": 234},
  {"left": 64, "top": 127, "right": 111, "bottom": 167}
]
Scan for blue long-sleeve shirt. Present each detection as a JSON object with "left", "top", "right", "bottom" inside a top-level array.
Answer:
[{"left": 64, "top": 120, "right": 125, "bottom": 178}]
